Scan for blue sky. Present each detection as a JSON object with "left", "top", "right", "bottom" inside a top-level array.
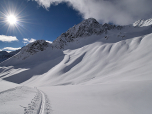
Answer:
[
  {"left": 0, "top": 0, "right": 83, "bottom": 52},
  {"left": 0, "top": 0, "right": 152, "bottom": 52}
]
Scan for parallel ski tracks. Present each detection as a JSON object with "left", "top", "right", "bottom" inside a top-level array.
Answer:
[
  {"left": 37, "top": 88, "right": 52, "bottom": 114},
  {"left": 38, "top": 90, "right": 46, "bottom": 114}
]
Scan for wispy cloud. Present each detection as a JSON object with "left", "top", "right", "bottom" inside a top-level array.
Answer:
[
  {"left": 0, "top": 35, "right": 18, "bottom": 42},
  {"left": 46, "top": 40, "right": 52, "bottom": 44},
  {"left": 2, "top": 47, "right": 21, "bottom": 51},
  {"left": 32, "top": 0, "right": 152, "bottom": 25},
  {"left": 23, "top": 38, "right": 36, "bottom": 45}
]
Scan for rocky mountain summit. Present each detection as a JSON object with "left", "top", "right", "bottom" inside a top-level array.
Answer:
[{"left": 52, "top": 18, "right": 122, "bottom": 49}]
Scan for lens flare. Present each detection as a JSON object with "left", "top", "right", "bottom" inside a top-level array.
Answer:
[
  {"left": 0, "top": 3, "right": 31, "bottom": 34},
  {"left": 7, "top": 15, "right": 17, "bottom": 25}
]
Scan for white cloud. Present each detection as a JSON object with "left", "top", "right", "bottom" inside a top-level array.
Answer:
[
  {"left": 32, "top": 0, "right": 152, "bottom": 25},
  {"left": 2, "top": 47, "right": 21, "bottom": 51},
  {"left": 0, "top": 35, "right": 18, "bottom": 42},
  {"left": 23, "top": 38, "right": 36, "bottom": 45},
  {"left": 46, "top": 40, "right": 52, "bottom": 44}
]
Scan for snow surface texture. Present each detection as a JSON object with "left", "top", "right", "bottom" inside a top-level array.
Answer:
[
  {"left": 0, "top": 18, "right": 152, "bottom": 114},
  {"left": 0, "top": 86, "right": 37, "bottom": 114}
]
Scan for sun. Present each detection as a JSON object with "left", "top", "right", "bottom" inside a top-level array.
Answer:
[
  {"left": 7, "top": 15, "right": 17, "bottom": 25},
  {"left": 0, "top": 3, "right": 28, "bottom": 34}
]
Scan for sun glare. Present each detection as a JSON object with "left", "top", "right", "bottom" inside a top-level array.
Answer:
[
  {"left": 0, "top": 3, "right": 28, "bottom": 34},
  {"left": 7, "top": 15, "right": 17, "bottom": 25}
]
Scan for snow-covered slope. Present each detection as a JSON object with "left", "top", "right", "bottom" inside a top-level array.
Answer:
[
  {"left": 1, "top": 18, "right": 152, "bottom": 114},
  {"left": 21, "top": 33, "right": 152, "bottom": 86}
]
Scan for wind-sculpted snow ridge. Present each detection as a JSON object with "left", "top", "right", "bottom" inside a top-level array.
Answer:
[
  {"left": 133, "top": 18, "right": 152, "bottom": 27},
  {"left": 52, "top": 18, "right": 123, "bottom": 49},
  {"left": 14, "top": 40, "right": 50, "bottom": 60}
]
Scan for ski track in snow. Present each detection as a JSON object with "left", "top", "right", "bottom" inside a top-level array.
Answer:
[
  {"left": 38, "top": 89, "right": 52, "bottom": 114},
  {"left": 39, "top": 90, "right": 47, "bottom": 114},
  {"left": 39, "top": 90, "right": 45, "bottom": 114},
  {"left": 24, "top": 88, "right": 52, "bottom": 114}
]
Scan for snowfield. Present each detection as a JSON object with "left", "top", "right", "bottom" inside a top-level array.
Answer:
[
  {"left": 0, "top": 81, "right": 51, "bottom": 114},
  {"left": 40, "top": 81, "right": 152, "bottom": 114},
  {"left": 0, "top": 18, "right": 152, "bottom": 114},
  {"left": 0, "top": 85, "right": 37, "bottom": 114}
]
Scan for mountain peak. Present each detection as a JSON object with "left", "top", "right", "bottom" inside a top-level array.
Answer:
[
  {"left": 52, "top": 18, "right": 102, "bottom": 49},
  {"left": 52, "top": 18, "right": 121, "bottom": 49},
  {"left": 81, "top": 18, "right": 99, "bottom": 25},
  {"left": 14, "top": 40, "right": 49, "bottom": 60}
]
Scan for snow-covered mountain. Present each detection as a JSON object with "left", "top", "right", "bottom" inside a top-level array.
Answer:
[
  {"left": 1, "top": 18, "right": 152, "bottom": 114},
  {"left": 133, "top": 18, "right": 152, "bottom": 27},
  {"left": 0, "top": 18, "right": 152, "bottom": 84},
  {"left": 52, "top": 18, "right": 122, "bottom": 49},
  {"left": 0, "top": 50, "right": 20, "bottom": 63}
]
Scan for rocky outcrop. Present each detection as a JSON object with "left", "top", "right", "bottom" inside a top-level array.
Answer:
[{"left": 14, "top": 40, "right": 49, "bottom": 60}]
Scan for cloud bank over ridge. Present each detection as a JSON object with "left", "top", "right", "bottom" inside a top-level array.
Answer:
[
  {"left": 23, "top": 38, "right": 36, "bottom": 45},
  {"left": 33, "top": 0, "right": 152, "bottom": 25}
]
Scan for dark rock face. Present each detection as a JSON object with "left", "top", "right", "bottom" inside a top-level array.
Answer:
[
  {"left": 24, "top": 40, "right": 49, "bottom": 54},
  {"left": 52, "top": 18, "right": 122, "bottom": 49}
]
